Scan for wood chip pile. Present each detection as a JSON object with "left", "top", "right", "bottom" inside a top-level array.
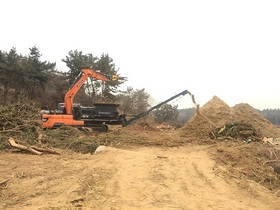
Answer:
[{"left": 180, "top": 96, "right": 280, "bottom": 140}]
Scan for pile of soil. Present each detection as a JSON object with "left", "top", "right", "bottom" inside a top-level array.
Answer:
[
  {"left": 180, "top": 96, "right": 280, "bottom": 139},
  {"left": 124, "top": 116, "right": 160, "bottom": 131},
  {"left": 209, "top": 141, "right": 280, "bottom": 191},
  {"left": 179, "top": 96, "right": 280, "bottom": 191},
  {"left": 232, "top": 103, "right": 280, "bottom": 137}
]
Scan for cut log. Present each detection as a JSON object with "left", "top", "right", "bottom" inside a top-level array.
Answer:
[
  {"left": 30, "top": 146, "right": 60, "bottom": 155},
  {"left": 8, "top": 137, "right": 43, "bottom": 155}
]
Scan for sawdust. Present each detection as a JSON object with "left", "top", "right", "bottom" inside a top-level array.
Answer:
[
  {"left": 180, "top": 95, "right": 280, "bottom": 139},
  {"left": 232, "top": 103, "right": 280, "bottom": 137}
]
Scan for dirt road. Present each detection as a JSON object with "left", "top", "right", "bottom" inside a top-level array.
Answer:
[{"left": 1, "top": 144, "right": 278, "bottom": 210}]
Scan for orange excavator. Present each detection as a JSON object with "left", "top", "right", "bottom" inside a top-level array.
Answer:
[
  {"left": 41, "top": 68, "right": 198, "bottom": 131},
  {"left": 63, "top": 69, "right": 117, "bottom": 115},
  {"left": 41, "top": 68, "right": 120, "bottom": 131}
]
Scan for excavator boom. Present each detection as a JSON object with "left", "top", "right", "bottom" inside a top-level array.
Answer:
[{"left": 64, "top": 69, "right": 115, "bottom": 115}]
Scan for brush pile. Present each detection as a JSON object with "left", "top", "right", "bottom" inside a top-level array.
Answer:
[
  {"left": 0, "top": 102, "right": 41, "bottom": 133},
  {"left": 0, "top": 101, "right": 42, "bottom": 149},
  {"left": 209, "top": 121, "right": 262, "bottom": 141}
]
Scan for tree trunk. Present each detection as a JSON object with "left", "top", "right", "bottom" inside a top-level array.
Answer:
[{"left": 13, "top": 88, "right": 20, "bottom": 102}]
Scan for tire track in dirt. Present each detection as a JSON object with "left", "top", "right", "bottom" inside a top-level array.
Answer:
[
  {"left": 0, "top": 146, "right": 279, "bottom": 210},
  {"left": 93, "top": 146, "right": 278, "bottom": 210}
]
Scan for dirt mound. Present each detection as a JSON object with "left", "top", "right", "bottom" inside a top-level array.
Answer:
[
  {"left": 200, "top": 95, "right": 233, "bottom": 126},
  {"left": 209, "top": 141, "right": 280, "bottom": 191},
  {"left": 180, "top": 96, "right": 232, "bottom": 140},
  {"left": 232, "top": 103, "right": 280, "bottom": 137},
  {"left": 124, "top": 116, "right": 160, "bottom": 131},
  {"left": 180, "top": 96, "right": 280, "bottom": 139},
  {"left": 178, "top": 96, "right": 280, "bottom": 192}
]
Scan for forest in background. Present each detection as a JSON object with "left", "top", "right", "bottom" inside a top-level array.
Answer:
[{"left": 0, "top": 46, "right": 279, "bottom": 126}]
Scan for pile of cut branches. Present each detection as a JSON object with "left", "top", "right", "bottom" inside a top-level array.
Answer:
[
  {"left": 0, "top": 101, "right": 40, "bottom": 134},
  {"left": 0, "top": 101, "right": 42, "bottom": 150},
  {"left": 209, "top": 121, "right": 262, "bottom": 141}
]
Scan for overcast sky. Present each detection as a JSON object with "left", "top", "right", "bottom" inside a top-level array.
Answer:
[{"left": 1, "top": 0, "right": 280, "bottom": 110}]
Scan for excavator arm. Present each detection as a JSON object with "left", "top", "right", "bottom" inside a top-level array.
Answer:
[{"left": 64, "top": 69, "right": 117, "bottom": 115}]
